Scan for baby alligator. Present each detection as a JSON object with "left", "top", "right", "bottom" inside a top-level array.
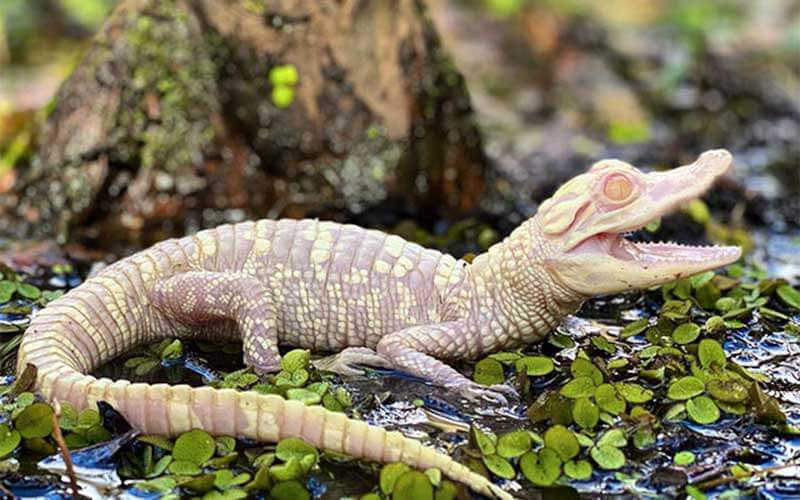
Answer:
[{"left": 17, "top": 150, "right": 740, "bottom": 498}]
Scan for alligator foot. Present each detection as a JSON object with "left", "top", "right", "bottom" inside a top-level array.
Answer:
[{"left": 313, "top": 347, "right": 393, "bottom": 376}]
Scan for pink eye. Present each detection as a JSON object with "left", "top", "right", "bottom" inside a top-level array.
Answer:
[{"left": 604, "top": 174, "right": 633, "bottom": 201}]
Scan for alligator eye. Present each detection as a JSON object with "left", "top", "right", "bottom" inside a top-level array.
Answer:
[{"left": 604, "top": 174, "right": 633, "bottom": 201}]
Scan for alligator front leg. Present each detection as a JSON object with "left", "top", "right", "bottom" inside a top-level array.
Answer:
[
  {"left": 148, "top": 272, "right": 281, "bottom": 373},
  {"left": 376, "top": 321, "right": 517, "bottom": 404}
]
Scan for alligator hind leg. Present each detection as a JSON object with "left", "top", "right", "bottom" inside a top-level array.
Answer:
[{"left": 148, "top": 271, "right": 281, "bottom": 374}]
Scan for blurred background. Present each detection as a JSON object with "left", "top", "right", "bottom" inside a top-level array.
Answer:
[{"left": 0, "top": 0, "right": 798, "bottom": 256}]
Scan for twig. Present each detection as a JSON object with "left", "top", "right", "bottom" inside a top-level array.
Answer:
[
  {"left": 0, "top": 480, "right": 14, "bottom": 498},
  {"left": 50, "top": 400, "right": 80, "bottom": 500},
  {"left": 694, "top": 461, "right": 799, "bottom": 490}
]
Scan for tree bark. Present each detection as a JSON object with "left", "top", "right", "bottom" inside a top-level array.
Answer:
[{"left": 0, "top": 0, "right": 486, "bottom": 252}]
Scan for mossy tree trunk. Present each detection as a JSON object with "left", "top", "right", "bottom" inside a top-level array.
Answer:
[{"left": 0, "top": 0, "right": 486, "bottom": 252}]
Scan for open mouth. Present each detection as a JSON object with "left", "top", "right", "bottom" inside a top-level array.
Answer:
[{"left": 572, "top": 230, "right": 742, "bottom": 266}]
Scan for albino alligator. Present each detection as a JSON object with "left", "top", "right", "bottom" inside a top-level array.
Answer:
[{"left": 17, "top": 150, "right": 740, "bottom": 498}]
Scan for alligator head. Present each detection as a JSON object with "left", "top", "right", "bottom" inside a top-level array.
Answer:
[{"left": 538, "top": 149, "right": 742, "bottom": 295}]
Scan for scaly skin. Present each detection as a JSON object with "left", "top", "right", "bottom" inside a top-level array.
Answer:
[{"left": 17, "top": 150, "right": 741, "bottom": 498}]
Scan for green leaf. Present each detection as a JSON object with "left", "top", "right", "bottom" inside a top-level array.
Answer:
[
  {"left": 572, "top": 398, "right": 599, "bottom": 430},
  {"left": 560, "top": 376, "right": 596, "bottom": 399},
  {"left": 632, "top": 429, "right": 655, "bottom": 450},
  {"left": 86, "top": 424, "right": 111, "bottom": 443},
  {"left": 615, "top": 383, "right": 654, "bottom": 403},
  {"left": 591, "top": 336, "right": 616, "bottom": 354},
  {"left": 685, "top": 485, "right": 707, "bottom": 500},
  {"left": 58, "top": 402, "right": 78, "bottom": 431},
  {"left": 0, "top": 424, "right": 21, "bottom": 458},
  {"left": 0, "top": 281, "right": 16, "bottom": 302},
  {"left": 77, "top": 408, "right": 101, "bottom": 428},
  {"left": 136, "top": 477, "right": 177, "bottom": 493},
  {"left": 488, "top": 352, "right": 523, "bottom": 364},
  {"left": 181, "top": 474, "right": 216, "bottom": 493},
  {"left": 563, "top": 459, "right": 593, "bottom": 480},
  {"left": 16, "top": 283, "right": 41, "bottom": 300},
  {"left": 667, "top": 377, "right": 705, "bottom": 400},
  {"left": 213, "top": 469, "right": 251, "bottom": 490},
  {"left": 15, "top": 402, "right": 53, "bottom": 439},
  {"left": 215, "top": 436, "right": 236, "bottom": 456},
  {"left": 686, "top": 395, "right": 720, "bottom": 424},
  {"left": 715, "top": 400, "right": 746, "bottom": 415},
  {"left": 620, "top": 318, "right": 649, "bottom": 339},
  {"left": 704, "top": 315, "right": 725, "bottom": 333},
  {"left": 168, "top": 459, "right": 201, "bottom": 475},
  {"left": 281, "top": 349, "right": 310, "bottom": 373},
  {"left": 276, "top": 437, "right": 318, "bottom": 464},
  {"left": 482, "top": 454, "right": 516, "bottom": 479},
  {"left": 271, "top": 86, "right": 295, "bottom": 108},
  {"left": 520, "top": 448, "right": 562, "bottom": 486},
  {"left": 160, "top": 339, "right": 183, "bottom": 360},
  {"left": 691, "top": 271, "right": 716, "bottom": 288},
  {"left": 597, "top": 428, "right": 627, "bottom": 448},
  {"left": 661, "top": 300, "right": 692, "bottom": 321},
  {"left": 571, "top": 358, "right": 603, "bottom": 385},
  {"left": 172, "top": 429, "right": 215, "bottom": 465},
  {"left": 595, "top": 384, "right": 626, "bottom": 415},
  {"left": 672, "top": 323, "right": 701, "bottom": 344},
  {"left": 776, "top": 285, "right": 800, "bottom": 310},
  {"left": 380, "top": 463, "right": 411, "bottom": 495},
  {"left": 424, "top": 468, "right": 441, "bottom": 487},
  {"left": 544, "top": 425, "right": 579, "bottom": 461},
  {"left": 134, "top": 359, "right": 160, "bottom": 376},
  {"left": 695, "top": 282, "right": 721, "bottom": 310},
  {"left": 496, "top": 430, "right": 532, "bottom": 458},
  {"left": 393, "top": 471, "right": 434, "bottom": 500},
  {"left": 590, "top": 445, "right": 625, "bottom": 470},
  {"left": 244, "top": 463, "right": 271, "bottom": 492},
  {"left": 269, "top": 480, "right": 310, "bottom": 500},
  {"left": 269, "top": 64, "right": 299, "bottom": 87},
  {"left": 706, "top": 377, "right": 748, "bottom": 403},
  {"left": 515, "top": 356, "right": 554, "bottom": 376},
  {"left": 715, "top": 297, "right": 737, "bottom": 312},
  {"left": 270, "top": 457, "right": 305, "bottom": 481},
  {"left": 607, "top": 358, "right": 629, "bottom": 370},
  {"left": 149, "top": 455, "right": 172, "bottom": 478},
  {"left": 435, "top": 480, "right": 458, "bottom": 500},
  {"left": 473, "top": 358, "right": 505, "bottom": 386},
  {"left": 471, "top": 426, "right": 497, "bottom": 456},
  {"left": 138, "top": 434, "right": 174, "bottom": 451},
  {"left": 698, "top": 339, "right": 726, "bottom": 369},
  {"left": 286, "top": 388, "right": 321, "bottom": 405},
  {"left": 674, "top": 451, "right": 695, "bottom": 466}
]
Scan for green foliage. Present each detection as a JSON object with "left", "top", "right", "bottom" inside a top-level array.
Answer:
[
  {"left": 520, "top": 447, "right": 561, "bottom": 486},
  {"left": 173, "top": 429, "right": 215, "bottom": 465},
  {"left": 515, "top": 356, "right": 554, "bottom": 376},
  {"left": 269, "top": 64, "right": 299, "bottom": 108},
  {"left": 473, "top": 358, "right": 505, "bottom": 385},
  {"left": 496, "top": 430, "right": 532, "bottom": 458},
  {"left": 667, "top": 376, "right": 705, "bottom": 400},
  {"left": 776, "top": 285, "right": 800, "bottom": 310},
  {"left": 674, "top": 450, "right": 695, "bottom": 466},
  {"left": 15, "top": 402, "right": 53, "bottom": 439}
]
